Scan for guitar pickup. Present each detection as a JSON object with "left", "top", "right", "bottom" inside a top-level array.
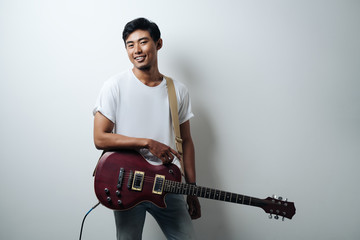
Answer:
[
  {"left": 131, "top": 171, "right": 145, "bottom": 191},
  {"left": 152, "top": 175, "right": 165, "bottom": 195},
  {"left": 117, "top": 168, "right": 125, "bottom": 189}
]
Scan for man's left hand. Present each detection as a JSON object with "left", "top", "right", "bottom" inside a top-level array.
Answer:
[{"left": 187, "top": 195, "right": 201, "bottom": 219}]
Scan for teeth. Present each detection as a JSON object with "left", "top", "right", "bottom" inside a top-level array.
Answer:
[{"left": 135, "top": 56, "right": 144, "bottom": 61}]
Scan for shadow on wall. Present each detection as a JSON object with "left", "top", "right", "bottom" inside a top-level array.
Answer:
[{"left": 177, "top": 57, "right": 236, "bottom": 239}]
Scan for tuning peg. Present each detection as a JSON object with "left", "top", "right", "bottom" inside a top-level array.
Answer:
[
  {"left": 272, "top": 194, "right": 277, "bottom": 199},
  {"left": 278, "top": 196, "right": 283, "bottom": 200},
  {"left": 269, "top": 214, "right": 273, "bottom": 219},
  {"left": 274, "top": 215, "right": 279, "bottom": 220},
  {"left": 282, "top": 216, "right": 285, "bottom": 221}
]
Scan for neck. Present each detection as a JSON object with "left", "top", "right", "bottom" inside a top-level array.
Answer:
[{"left": 132, "top": 66, "right": 163, "bottom": 87}]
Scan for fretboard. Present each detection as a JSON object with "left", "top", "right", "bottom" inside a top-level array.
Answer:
[{"left": 164, "top": 180, "right": 264, "bottom": 208}]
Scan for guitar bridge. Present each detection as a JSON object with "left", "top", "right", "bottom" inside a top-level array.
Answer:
[
  {"left": 131, "top": 171, "right": 145, "bottom": 191},
  {"left": 152, "top": 175, "right": 165, "bottom": 195}
]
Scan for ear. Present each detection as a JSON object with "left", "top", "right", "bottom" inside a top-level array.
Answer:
[{"left": 156, "top": 38, "right": 163, "bottom": 50}]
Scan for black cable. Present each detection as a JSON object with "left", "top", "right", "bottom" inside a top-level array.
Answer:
[{"left": 79, "top": 202, "right": 100, "bottom": 240}]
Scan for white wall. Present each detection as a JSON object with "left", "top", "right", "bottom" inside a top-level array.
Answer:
[{"left": 1, "top": 0, "right": 359, "bottom": 239}]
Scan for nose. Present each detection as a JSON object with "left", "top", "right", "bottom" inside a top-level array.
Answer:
[{"left": 134, "top": 43, "right": 142, "bottom": 54}]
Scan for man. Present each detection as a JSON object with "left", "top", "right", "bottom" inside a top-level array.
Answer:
[{"left": 93, "top": 17, "right": 201, "bottom": 240}]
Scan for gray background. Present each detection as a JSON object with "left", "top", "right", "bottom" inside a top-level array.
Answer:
[{"left": 1, "top": 0, "right": 359, "bottom": 239}]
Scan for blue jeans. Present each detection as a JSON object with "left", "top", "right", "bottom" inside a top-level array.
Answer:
[{"left": 113, "top": 194, "right": 196, "bottom": 240}]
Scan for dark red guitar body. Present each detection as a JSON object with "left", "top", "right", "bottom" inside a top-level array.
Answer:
[
  {"left": 94, "top": 150, "right": 182, "bottom": 211},
  {"left": 94, "top": 150, "right": 296, "bottom": 220}
]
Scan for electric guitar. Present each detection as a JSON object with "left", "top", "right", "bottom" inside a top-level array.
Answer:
[{"left": 94, "top": 150, "right": 296, "bottom": 220}]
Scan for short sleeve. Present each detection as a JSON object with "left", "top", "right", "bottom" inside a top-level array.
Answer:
[
  {"left": 177, "top": 84, "right": 194, "bottom": 124},
  {"left": 93, "top": 78, "right": 118, "bottom": 123}
]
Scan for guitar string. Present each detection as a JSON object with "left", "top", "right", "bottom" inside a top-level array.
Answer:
[
  {"left": 117, "top": 172, "right": 249, "bottom": 199},
  {"left": 119, "top": 173, "right": 199, "bottom": 192},
  {"left": 115, "top": 174, "right": 258, "bottom": 205}
]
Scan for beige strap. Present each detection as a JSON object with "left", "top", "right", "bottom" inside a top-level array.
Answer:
[{"left": 164, "top": 75, "right": 185, "bottom": 176}]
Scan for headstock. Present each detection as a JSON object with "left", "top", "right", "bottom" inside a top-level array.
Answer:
[{"left": 261, "top": 195, "right": 296, "bottom": 220}]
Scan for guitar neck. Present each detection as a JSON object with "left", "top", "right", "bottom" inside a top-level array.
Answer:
[{"left": 164, "top": 180, "right": 263, "bottom": 208}]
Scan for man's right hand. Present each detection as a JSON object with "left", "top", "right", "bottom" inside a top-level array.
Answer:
[{"left": 146, "top": 139, "right": 182, "bottom": 164}]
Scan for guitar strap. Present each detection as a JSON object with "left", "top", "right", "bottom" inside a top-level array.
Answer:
[
  {"left": 164, "top": 75, "right": 185, "bottom": 176},
  {"left": 93, "top": 75, "right": 185, "bottom": 177}
]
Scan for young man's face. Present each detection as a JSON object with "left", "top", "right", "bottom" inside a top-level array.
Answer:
[{"left": 125, "top": 29, "right": 162, "bottom": 71}]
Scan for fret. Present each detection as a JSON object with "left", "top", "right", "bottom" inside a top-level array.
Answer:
[
  {"left": 231, "top": 193, "right": 238, "bottom": 203},
  {"left": 221, "top": 191, "right": 226, "bottom": 201},
  {"left": 169, "top": 180, "right": 175, "bottom": 193},
  {"left": 215, "top": 190, "right": 221, "bottom": 200},
  {"left": 237, "top": 194, "right": 243, "bottom": 204},
  {"left": 212, "top": 189, "right": 216, "bottom": 200},
  {"left": 164, "top": 181, "right": 255, "bottom": 206},
  {"left": 182, "top": 183, "right": 187, "bottom": 195},
  {"left": 206, "top": 188, "right": 211, "bottom": 198},
  {"left": 198, "top": 186, "right": 202, "bottom": 197},
  {"left": 167, "top": 180, "right": 171, "bottom": 192},
  {"left": 219, "top": 191, "right": 224, "bottom": 201},
  {"left": 170, "top": 181, "right": 174, "bottom": 192},
  {"left": 172, "top": 181, "right": 176, "bottom": 193},
  {"left": 225, "top": 192, "right": 231, "bottom": 202},
  {"left": 191, "top": 185, "right": 196, "bottom": 195},
  {"left": 180, "top": 182, "right": 184, "bottom": 194},
  {"left": 188, "top": 184, "right": 193, "bottom": 195},
  {"left": 200, "top": 186, "right": 205, "bottom": 198},
  {"left": 210, "top": 189, "right": 215, "bottom": 199},
  {"left": 176, "top": 182, "right": 181, "bottom": 194},
  {"left": 242, "top": 196, "right": 252, "bottom": 205},
  {"left": 179, "top": 183, "right": 183, "bottom": 194},
  {"left": 180, "top": 183, "right": 189, "bottom": 195},
  {"left": 170, "top": 181, "right": 175, "bottom": 193},
  {"left": 191, "top": 185, "right": 198, "bottom": 196}
]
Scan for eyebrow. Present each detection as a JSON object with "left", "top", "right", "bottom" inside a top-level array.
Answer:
[{"left": 126, "top": 37, "right": 150, "bottom": 45}]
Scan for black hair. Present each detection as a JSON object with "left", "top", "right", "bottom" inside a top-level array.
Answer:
[{"left": 122, "top": 18, "right": 161, "bottom": 44}]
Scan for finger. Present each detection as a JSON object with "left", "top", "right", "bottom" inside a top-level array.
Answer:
[
  {"left": 189, "top": 204, "right": 199, "bottom": 219},
  {"left": 191, "top": 206, "right": 201, "bottom": 219},
  {"left": 188, "top": 204, "right": 194, "bottom": 216},
  {"left": 161, "top": 153, "right": 173, "bottom": 164},
  {"left": 188, "top": 197, "right": 201, "bottom": 219},
  {"left": 169, "top": 148, "right": 182, "bottom": 159},
  {"left": 165, "top": 151, "right": 174, "bottom": 160},
  {"left": 161, "top": 155, "right": 169, "bottom": 164}
]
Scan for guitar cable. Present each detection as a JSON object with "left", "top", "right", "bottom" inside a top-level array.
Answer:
[{"left": 79, "top": 202, "right": 100, "bottom": 240}]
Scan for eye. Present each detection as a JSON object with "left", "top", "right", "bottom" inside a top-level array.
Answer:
[{"left": 140, "top": 40, "right": 148, "bottom": 45}]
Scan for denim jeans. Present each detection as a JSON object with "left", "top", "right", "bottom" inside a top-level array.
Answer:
[{"left": 113, "top": 194, "right": 196, "bottom": 240}]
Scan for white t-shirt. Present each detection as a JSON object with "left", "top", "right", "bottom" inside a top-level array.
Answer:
[{"left": 93, "top": 69, "right": 194, "bottom": 168}]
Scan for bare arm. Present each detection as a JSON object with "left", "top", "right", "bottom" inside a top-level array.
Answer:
[
  {"left": 93, "top": 112, "right": 147, "bottom": 150},
  {"left": 93, "top": 112, "right": 181, "bottom": 163},
  {"left": 181, "top": 120, "right": 201, "bottom": 219},
  {"left": 180, "top": 120, "right": 196, "bottom": 184}
]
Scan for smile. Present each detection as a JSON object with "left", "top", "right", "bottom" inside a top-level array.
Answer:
[{"left": 135, "top": 56, "right": 145, "bottom": 62}]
